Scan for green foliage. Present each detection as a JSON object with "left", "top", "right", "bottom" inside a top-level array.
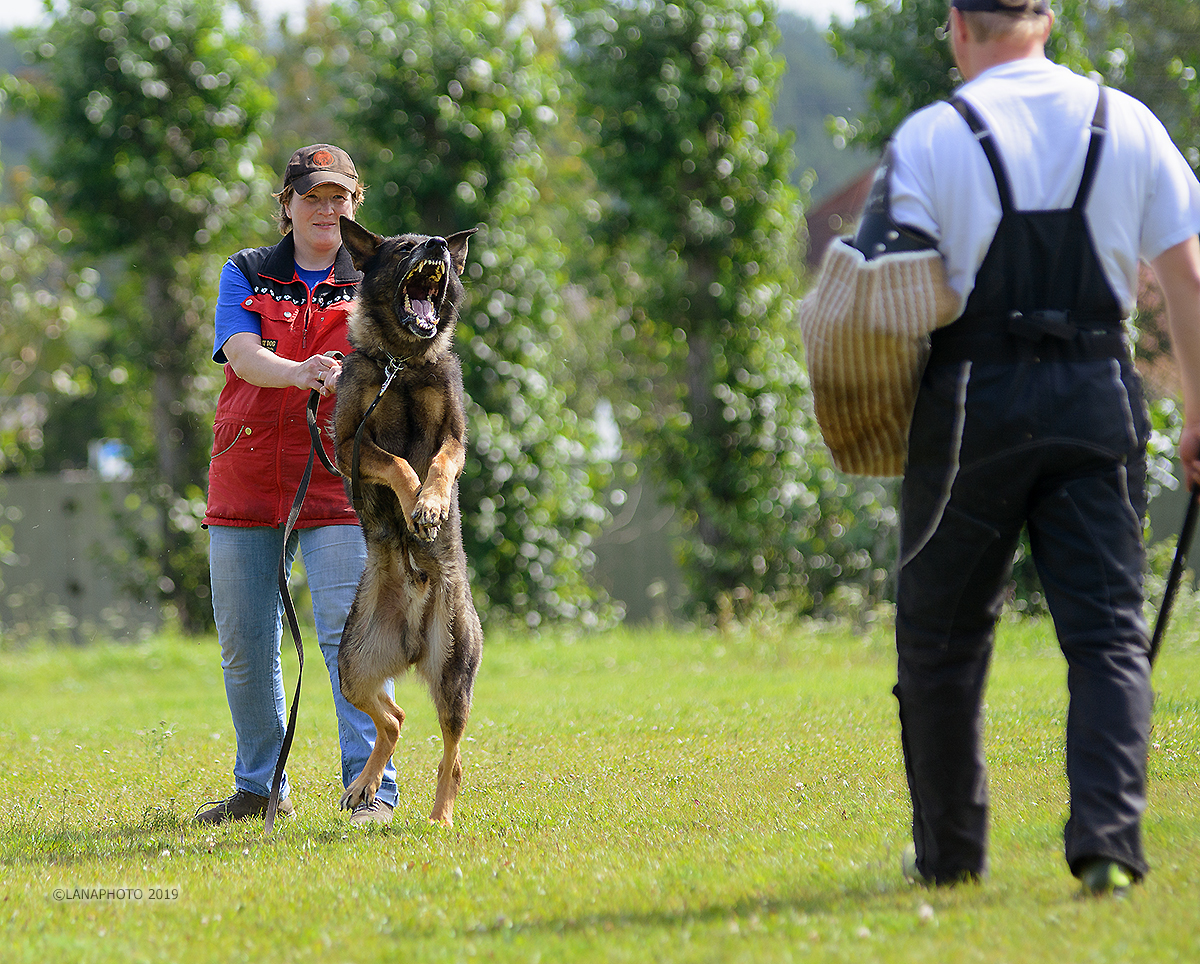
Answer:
[
  {"left": 772, "top": 11, "right": 872, "bottom": 202},
  {"left": 827, "top": 0, "right": 956, "bottom": 151},
  {"left": 12, "top": 0, "right": 275, "bottom": 256},
  {"left": 0, "top": 179, "right": 108, "bottom": 588},
  {"left": 311, "top": 0, "right": 616, "bottom": 628},
  {"left": 565, "top": 0, "right": 883, "bottom": 616},
  {"left": 1098, "top": 0, "right": 1200, "bottom": 169},
  {"left": 0, "top": 191, "right": 104, "bottom": 475},
  {"left": 4, "top": 0, "right": 278, "bottom": 631}
]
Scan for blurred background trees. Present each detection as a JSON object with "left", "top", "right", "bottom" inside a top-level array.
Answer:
[
  {"left": 3, "top": 0, "right": 275, "bottom": 630},
  {"left": 2, "top": 0, "right": 1197, "bottom": 635},
  {"left": 564, "top": 0, "right": 886, "bottom": 618}
]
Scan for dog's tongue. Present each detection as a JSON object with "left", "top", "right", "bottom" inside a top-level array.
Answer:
[{"left": 412, "top": 298, "right": 436, "bottom": 323}]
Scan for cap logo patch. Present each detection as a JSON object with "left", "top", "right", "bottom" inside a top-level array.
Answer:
[{"left": 311, "top": 150, "right": 334, "bottom": 167}]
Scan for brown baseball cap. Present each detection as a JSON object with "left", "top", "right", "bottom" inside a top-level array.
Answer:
[
  {"left": 951, "top": 0, "right": 1049, "bottom": 11},
  {"left": 282, "top": 144, "right": 359, "bottom": 196}
]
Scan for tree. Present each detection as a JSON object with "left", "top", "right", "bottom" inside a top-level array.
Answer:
[
  {"left": 307, "top": 0, "right": 618, "bottom": 627},
  {"left": 0, "top": 170, "right": 108, "bottom": 604},
  {"left": 772, "top": 11, "right": 872, "bottom": 202},
  {"left": 5, "top": 0, "right": 277, "bottom": 631},
  {"left": 1096, "top": 0, "right": 1200, "bottom": 167},
  {"left": 565, "top": 0, "right": 885, "bottom": 618}
]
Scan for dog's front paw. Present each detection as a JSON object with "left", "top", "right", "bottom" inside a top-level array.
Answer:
[
  {"left": 411, "top": 520, "right": 442, "bottom": 542},
  {"left": 340, "top": 779, "right": 377, "bottom": 812},
  {"left": 411, "top": 497, "right": 449, "bottom": 542}
]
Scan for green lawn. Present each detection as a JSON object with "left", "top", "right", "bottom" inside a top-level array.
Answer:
[{"left": 1, "top": 617, "right": 1197, "bottom": 963}]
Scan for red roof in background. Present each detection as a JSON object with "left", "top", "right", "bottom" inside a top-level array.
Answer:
[{"left": 804, "top": 166, "right": 876, "bottom": 269}]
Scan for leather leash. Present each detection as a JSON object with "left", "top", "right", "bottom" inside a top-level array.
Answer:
[
  {"left": 264, "top": 385, "right": 331, "bottom": 833},
  {"left": 350, "top": 353, "right": 407, "bottom": 514},
  {"left": 264, "top": 352, "right": 406, "bottom": 832},
  {"left": 1149, "top": 481, "right": 1200, "bottom": 668}
]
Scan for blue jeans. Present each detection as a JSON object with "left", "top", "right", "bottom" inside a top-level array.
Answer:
[{"left": 208, "top": 523, "right": 398, "bottom": 807}]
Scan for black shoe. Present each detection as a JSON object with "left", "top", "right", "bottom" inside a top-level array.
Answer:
[
  {"left": 1079, "top": 859, "right": 1133, "bottom": 897},
  {"left": 195, "top": 789, "right": 294, "bottom": 825}
]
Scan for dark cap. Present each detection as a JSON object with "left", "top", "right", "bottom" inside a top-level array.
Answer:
[
  {"left": 951, "top": 0, "right": 1049, "bottom": 11},
  {"left": 282, "top": 144, "right": 359, "bottom": 196}
]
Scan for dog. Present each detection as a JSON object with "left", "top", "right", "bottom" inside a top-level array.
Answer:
[{"left": 333, "top": 215, "right": 483, "bottom": 826}]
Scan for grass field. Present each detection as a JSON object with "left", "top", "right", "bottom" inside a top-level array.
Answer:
[{"left": 1, "top": 615, "right": 1197, "bottom": 963}]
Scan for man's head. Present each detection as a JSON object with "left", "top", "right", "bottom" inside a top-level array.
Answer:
[
  {"left": 274, "top": 144, "right": 366, "bottom": 235},
  {"left": 948, "top": 0, "right": 1054, "bottom": 80}
]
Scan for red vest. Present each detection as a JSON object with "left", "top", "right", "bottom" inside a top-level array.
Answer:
[{"left": 204, "top": 235, "right": 361, "bottom": 529}]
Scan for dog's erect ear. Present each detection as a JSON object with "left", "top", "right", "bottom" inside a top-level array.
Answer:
[
  {"left": 340, "top": 216, "right": 382, "bottom": 270},
  {"left": 445, "top": 228, "right": 478, "bottom": 276}
]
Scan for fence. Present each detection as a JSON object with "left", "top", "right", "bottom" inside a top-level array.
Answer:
[
  {"left": 0, "top": 475, "right": 160, "bottom": 643},
  {"left": 1, "top": 470, "right": 1195, "bottom": 641}
]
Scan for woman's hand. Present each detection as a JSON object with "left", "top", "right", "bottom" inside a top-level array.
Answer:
[
  {"left": 296, "top": 353, "right": 342, "bottom": 396},
  {"left": 221, "top": 333, "right": 343, "bottom": 396},
  {"left": 1180, "top": 422, "right": 1200, "bottom": 491}
]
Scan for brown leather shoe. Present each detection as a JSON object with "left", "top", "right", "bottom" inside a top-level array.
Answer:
[
  {"left": 195, "top": 789, "right": 294, "bottom": 825},
  {"left": 349, "top": 799, "right": 394, "bottom": 826}
]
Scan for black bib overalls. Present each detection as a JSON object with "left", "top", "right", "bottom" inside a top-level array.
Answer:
[{"left": 894, "top": 89, "right": 1153, "bottom": 883}]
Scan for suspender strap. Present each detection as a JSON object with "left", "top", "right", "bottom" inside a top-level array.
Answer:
[
  {"left": 1073, "top": 87, "right": 1108, "bottom": 211},
  {"left": 949, "top": 96, "right": 1014, "bottom": 212},
  {"left": 950, "top": 87, "right": 1109, "bottom": 215}
]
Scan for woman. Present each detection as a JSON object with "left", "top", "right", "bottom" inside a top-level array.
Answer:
[{"left": 197, "top": 144, "right": 397, "bottom": 826}]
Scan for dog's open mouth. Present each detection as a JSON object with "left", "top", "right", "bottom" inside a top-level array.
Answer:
[{"left": 399, "top": 257, "right": 448, "bottom": 339}]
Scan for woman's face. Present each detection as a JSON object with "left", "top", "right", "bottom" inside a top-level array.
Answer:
[{"left": 285, "top": 182, "right": 356, "bottom": 257}]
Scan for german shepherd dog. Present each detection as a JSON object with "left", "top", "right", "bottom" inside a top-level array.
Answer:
[{"left": 333, "top": 216, "right": 483, "bottom": 826}]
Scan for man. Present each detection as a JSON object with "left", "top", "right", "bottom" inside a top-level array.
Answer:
[{"left": 884, "top": 0, "right": 1200, "bottom": 893}]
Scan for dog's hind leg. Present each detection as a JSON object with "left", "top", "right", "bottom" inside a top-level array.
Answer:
[
  {"left": 339, "top": 687, "right": 405, "bottom": 811},
  {"left": 428, "top": 602, "right": 482, "bottom": 827},
  {"left": 430, "top": 718, "right": 464, "bottom": 827},
  {"left": 338, "top": 588, "right": 407, "bottom": 811}
]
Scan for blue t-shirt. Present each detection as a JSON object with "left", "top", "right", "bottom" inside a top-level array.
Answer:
[{"left": 212, "top": 261, "right": 333, "bottom": 363}]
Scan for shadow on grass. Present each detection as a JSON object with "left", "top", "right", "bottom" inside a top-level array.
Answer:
[
  {"left": 373, "top": 875, "right": 1006, "bottom": 947},
  {"left": 0, "top": 799, "right": 447, "bottom": 866}
]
